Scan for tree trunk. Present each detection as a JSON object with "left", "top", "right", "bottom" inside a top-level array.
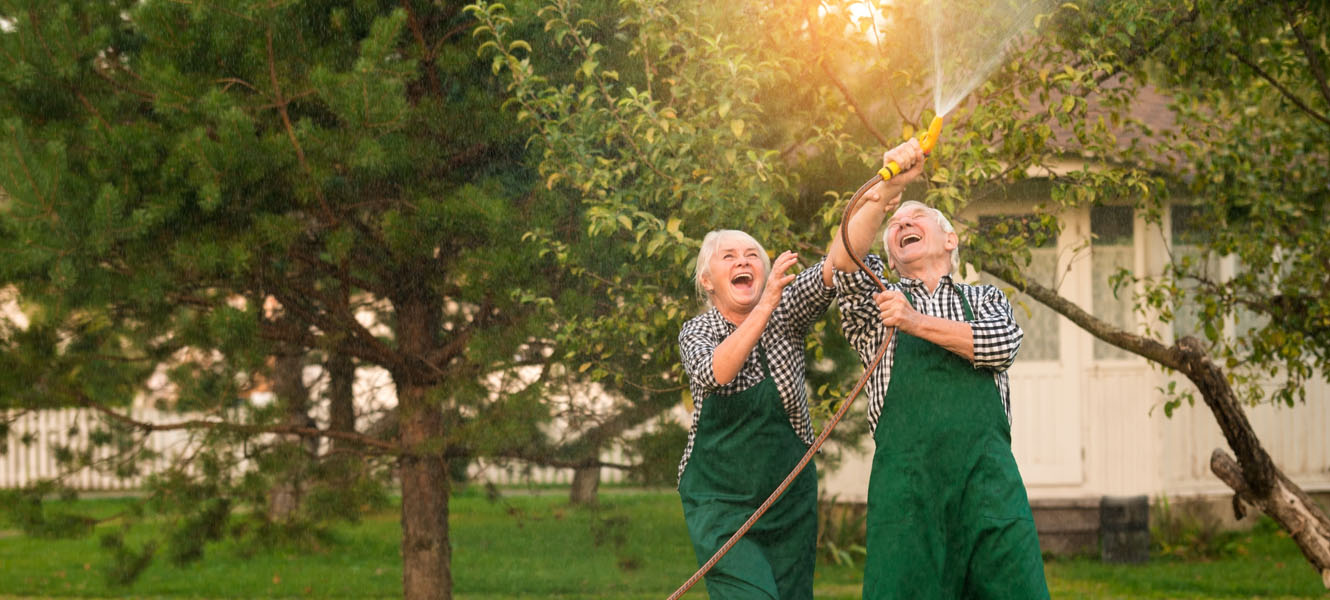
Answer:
[
  {"left": 1178, "top": 338, "right": 1330, "bottom": 588},
  {"left": 327, "top": 352, "right": 357, "bottom": 449},
  {"left": 269, "top": 348, "right": 313, "bottom": 522},
  {"left": 394, "top": 290, "right": 451, "bottom": 600},
  {"left": 1176, "top": 337, "right": 1276, "bottom": 494},
  {"left": 570, "top": 463, "right": 601, "bottom": 506},
  {"left": 1183, "top": 342, "right": 1330, "bottom": 588},
  {"left": 399, "top": 384, "right": 451, "bottom": 600},
  {"left": 1211, "top": 450, "right": 1330, "bottom": 588}
]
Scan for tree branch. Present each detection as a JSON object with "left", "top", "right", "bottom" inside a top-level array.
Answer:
[
  {"left": 1092, "top": 4, "right": 1201, "bottom": 86},
  {"left": 401, "top": 0, "right": 444, "bottom": 98},
  {"left": 820, "top": 61, "right": 891, "bottom": 148},
  {"left": 979, "top": 261, "right": 1184, "bottom": 367},
  {"left": 427, "top": 4, "right": 467, "bottom": 58},
  {"left": 265, "top": 27, "right": 334, "bottom": 218},
  {"left": 260, "top": 275, "right": 405, "bottom": 373},
  {"left": 289, "top": 244, "right": 388, "bottom": 297},
  {"left": 77, "top": 392, "right": 405, "bottom": 455},
  {"left": 979, "top": 261, "right": 1278, "bottom": 493},
  {"left": 1212, "top": 449, "right": 1330, "bottom": 588},
  {"left": 553, "top": 392, "right": 674, "bottom": 462},
  {"left": 548, "top": 5, "right": 679, "bottom": 186},
  {"left": 482, "top": 448, "right": 634, "bottom": 471},
  {"left": 258, "top": 314, "right": 322, "bottom": 351},
  {"left": 1229, "top": 49, "right": 1330, "bottom": 127},
  {"left": 1283, "top": 4, "right": 1330, "bottom": 110}
]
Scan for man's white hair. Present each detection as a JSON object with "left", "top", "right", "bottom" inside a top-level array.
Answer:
[
  {"left": 884, "top": 201, "right": 960, "bottom": 272},
  {"left": 693, "top": 230, "right": 770, "bottom": 306}
]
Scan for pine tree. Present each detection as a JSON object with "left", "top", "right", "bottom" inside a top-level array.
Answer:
[{"left": 0, "top": 2, "right": 558, "bottom": 597}]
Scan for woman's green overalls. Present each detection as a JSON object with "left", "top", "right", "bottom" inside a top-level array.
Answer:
[
  {"left": 863, "top": 285, "right": 1049, "bottom": 599},
  {"left": 679, "top": 346, "right": 818, "bottom": 599}
]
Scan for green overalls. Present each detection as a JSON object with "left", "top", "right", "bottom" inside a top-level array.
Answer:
[
  {"left": 679, "top": 346, "right": 818, "bottom": 599},
  {"left": 863, "top": 286, "right": 1049, "bottom": 599}
]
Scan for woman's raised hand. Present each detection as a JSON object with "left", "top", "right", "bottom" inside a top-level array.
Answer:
[{"left": 761, "top": 251, "right": 799, "bottom": 310}]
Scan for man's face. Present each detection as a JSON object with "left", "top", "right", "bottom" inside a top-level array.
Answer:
[
  {"left": 702, "top": 237, "right": 767, "bottom": 314},
  {"left": 884, "top": 205, "right": 955, "bottom": 276}
]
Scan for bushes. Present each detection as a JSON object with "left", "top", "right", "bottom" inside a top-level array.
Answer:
[
  {"left": 1151, "top": 495, "right": 1248, "bottom": 560},
  {"left": 817, "top": 495, "right": 867, "bottom": 566}
]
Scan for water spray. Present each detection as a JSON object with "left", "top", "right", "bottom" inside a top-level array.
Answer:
[
  {"left": 665, "top": 117, "right": 944, "bottom": 600},
  {"left": 665, "top": 0, "right": 1056, "bottom": 590}
]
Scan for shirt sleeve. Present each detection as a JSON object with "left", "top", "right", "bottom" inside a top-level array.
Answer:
[
  {"left": 773, "top": 256, "right": 836, "bottom": 338},
  {"left": 678, "top": 317, "right": 722, "bottom": 393},
  {"left": 834, "top": 254, "right": 890, "bottom": 367},
  {"left": 970, "top": 284, "right": 1023, "bottom": 371}
]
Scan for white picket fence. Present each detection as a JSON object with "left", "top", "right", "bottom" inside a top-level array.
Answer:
[
  {"left": 1, "top": 408, "right": 199, "bottom": 490},
  {"left": 1, "top": 408, "right": 629, "bottom": 491},
  {"left": 468, "top": 450, "right": 631, "bottom": 488}
]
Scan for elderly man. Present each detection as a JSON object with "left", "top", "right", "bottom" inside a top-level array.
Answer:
[{"left": 829, "top": 152, "right": 1050, "bottom": 599}]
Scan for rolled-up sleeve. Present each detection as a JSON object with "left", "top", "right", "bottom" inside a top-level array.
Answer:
[
  {"left": 678, "top": 319, "right": 721, "bottom": 393},
  {"left": 776, "top": 256, "right": 836, "bottom": 337},
  {"left": 970, "top": 284, "right": 1023, "bottom": 371}
]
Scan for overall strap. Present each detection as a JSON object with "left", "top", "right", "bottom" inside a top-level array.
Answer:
[
  {"left": 755, "top": 340, "right": 773, "bottom": 378},
  {"left": 901, "top": 280, "right": 974, "bottom": 320},
  {"left": 953, "top": 281, "right": 975, "bottom": 322}
]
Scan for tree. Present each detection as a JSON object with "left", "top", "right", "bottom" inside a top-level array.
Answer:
[
  {"left": 473, "top": 0, "right": 1330, "bottom": 586},
  {"left": 0, "top": 2, "right": 579, "bottom": 598},
  {"left": 998, "top": 0, "right": 1330, "bottom": 583}
]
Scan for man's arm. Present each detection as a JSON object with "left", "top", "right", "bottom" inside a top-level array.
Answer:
[
  {"left": 875, "top": 289, "right": 975, "bottom": 360},
  {"left": 823, "top": 139, "right": 926, "bottom": 286},
  {"left": 969, "top": 285, "right": 1023, "bottom": 371},
  {"left": 779, "top": 256, "right": 837, "bottom": 338},
  {"left": 834, "top": 255, "right": 894, "bottom": 367}
]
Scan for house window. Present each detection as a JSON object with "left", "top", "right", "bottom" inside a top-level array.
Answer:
[
  {"left": 1091, "top": 205, "right": 1135, "bottom": 360},
  {"left": 1170, "top": 204, "right": 1216, "bottom": 340},
  {"left": 1170, "top": 203, "right": 1265, "bottom": 345},
  {"left": 977, "top": 215, "right": 1059, "bottom": 361}
]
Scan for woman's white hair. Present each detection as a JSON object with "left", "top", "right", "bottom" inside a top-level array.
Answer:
[
  {"left": 884, "top": 201, "right": 960, "bottom": 272},
  {"left": 693, "top": 230, "right": 770, "bottom": 306}
]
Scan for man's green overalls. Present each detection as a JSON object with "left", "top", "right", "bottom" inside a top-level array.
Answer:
[
  {"left": 679, "top": 346, "right": 817, "bottom": 599},
  {"left": 863, "top": 285, "right": 1049, "bottom": 599}
]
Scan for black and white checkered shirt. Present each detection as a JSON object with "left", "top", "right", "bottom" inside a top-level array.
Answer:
[
  {"left": 677, "top": 257, "right": 835, "bottom": 483},
  {"left": 835, "top": 254, "right": 1023, "bottom": 435}
]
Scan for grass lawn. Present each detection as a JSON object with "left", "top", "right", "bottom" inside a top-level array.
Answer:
[
  {"left": 1043, "top": 516, "right": 1329, "bottom": 600},
  {"left": 0, "top": 489, "right": 1325, "bottom": 598}
]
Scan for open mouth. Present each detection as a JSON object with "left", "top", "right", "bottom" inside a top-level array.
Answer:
[
  {"left": 728, "top": 274, "right": 760, "bottom": 292},
  {"left": 899, "top": 233, "right": 922, "bottom": 248}
]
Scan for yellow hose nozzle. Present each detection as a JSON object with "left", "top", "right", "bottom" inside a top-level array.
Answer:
[
  {"left": 879, "top": 115, "right": 945, "bottom": 181},
  {"left": 920, "top": 115, "right": 944, "bottom": 154}
]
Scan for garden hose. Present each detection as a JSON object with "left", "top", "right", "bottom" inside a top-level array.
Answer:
[{"left": 665, "top": 117, "right": 944, "bottom": 599}]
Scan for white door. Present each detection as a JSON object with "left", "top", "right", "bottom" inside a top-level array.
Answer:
[{"left": 974, "top": 208, "right": 1085, "bottom": 487}]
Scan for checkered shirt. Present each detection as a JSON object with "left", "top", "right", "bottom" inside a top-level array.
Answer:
[
  {"left": 676, "top": 257, "right": 835, "bottom": 484},
  {"left": 835, "top": 254, "right": 1023, "bottom": 435}
]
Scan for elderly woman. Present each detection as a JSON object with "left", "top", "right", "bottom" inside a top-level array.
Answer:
[{"left": 675, "top": 142, "right": 920, "bottom": 599}]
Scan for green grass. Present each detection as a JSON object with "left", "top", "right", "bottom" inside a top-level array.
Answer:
[
  {"left": 0, "top": 490, "right": 1325, "bottom": 598},
  {"left": 1044, "top": 518, "right": 1329, "bottom": 599}
]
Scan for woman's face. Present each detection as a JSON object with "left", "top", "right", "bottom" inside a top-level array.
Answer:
[{"left": 703, "top": 237, "right": 767, "bottom": 316}]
